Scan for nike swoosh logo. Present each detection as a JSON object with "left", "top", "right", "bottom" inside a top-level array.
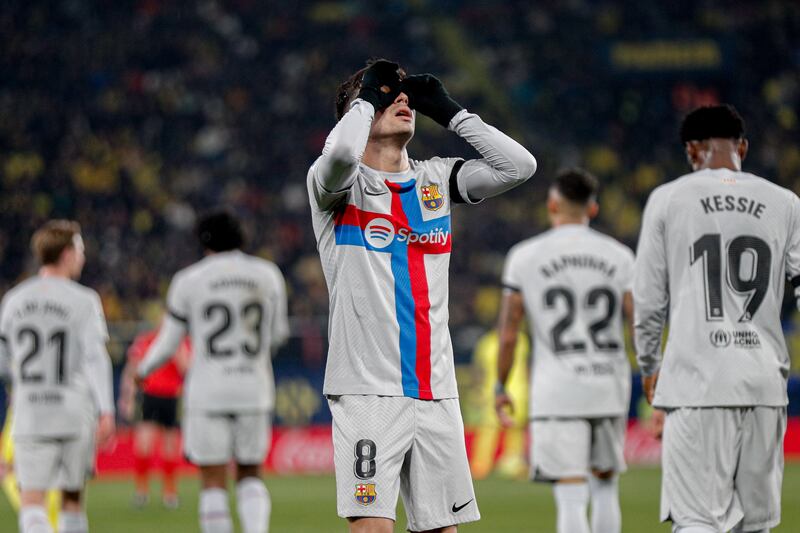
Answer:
[{"left": 451, "top": 499, "right": 473, "bottom": 513}]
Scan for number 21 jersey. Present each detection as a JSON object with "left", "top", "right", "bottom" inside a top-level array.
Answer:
[
  {"left": 166, "top": 250, "right": 289, "bottom": 413},
  {"left": 503, "top": 225, "right": 634, "bottom": 418},
  {"left": 0, "top": 277, "right": 108, "bottom": 438},
  {"left": 634, "top": 168, "right": 800, "bottom": 408}
]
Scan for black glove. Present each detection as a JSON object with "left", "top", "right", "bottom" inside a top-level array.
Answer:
[
  {"left": 400, "top": 74, "right": 463, "bottom": 127},
  {"left": 357, "top": 60, "right": 402, "bottom": 112}
]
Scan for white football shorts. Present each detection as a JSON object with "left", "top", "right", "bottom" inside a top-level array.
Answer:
[
  {"left": 530, "top": 416, "right": 627, "bottom": 482},
  {"left": 183, "top": 410, "right": 271, "bottom": 466},
  {"left": 661, "top": 406, "right": 785, "bottom": 531},
  {"left": 329, "top": 395, "right": 480, "bottom": 531}
]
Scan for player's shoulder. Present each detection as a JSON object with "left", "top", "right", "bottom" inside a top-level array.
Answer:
[
  {"left": 586, "top": 228, "right": 635, "bottom": 262},
  {"left": 238, "top": 252, "right": 284, "bottom": 279},
  {"left": 506, "top": 231, "right": 553, "bottom": 260},
  {"left": 410, "top": 157, "right": 460, "bottom": 183}
]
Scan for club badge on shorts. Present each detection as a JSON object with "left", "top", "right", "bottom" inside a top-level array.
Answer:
[
  {"left": 420, "top": 184, "right": 444, "bottom": 211},
  {"left": 355, "top": 483, "right": 377, "bottom": 506}
]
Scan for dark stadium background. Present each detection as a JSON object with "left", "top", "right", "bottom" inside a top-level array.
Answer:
[{"left": 1, "top": 1, "right": 799, "bottom": 530}]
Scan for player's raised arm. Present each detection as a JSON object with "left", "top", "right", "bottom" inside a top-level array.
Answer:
[
  {"left": 401, "top": 74, "right": 537, "bottom": 202},
  {"left": 632, "top": 189, "right": 669, "bottom": 395},
  {"left": 309, "top": 60, "right": 403, "bottom": 211}
]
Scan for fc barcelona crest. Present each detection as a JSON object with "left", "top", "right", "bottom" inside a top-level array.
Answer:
[
  {"left": 420, "top": 184, "right": 444, "bottom": 211},
  {"left": 355, "top": 483, "right": 377, "bottom": 506}
]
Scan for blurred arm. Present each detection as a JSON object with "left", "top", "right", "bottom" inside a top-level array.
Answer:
[
  {"left": 270, "top": 267, "right": 290, "bottom": 351},
  {"left": 137, "top": 316, "right": 186, "bottom": 378},
  {"left": 308, "top": 99, "right": 375, "bottom": 211},
  {"left": 497, "top": 288, "right": 525, "bottom": 387},
  {"left": 85, "top": 338, "right": 115, "bottom": 415},
  {"left": 449, "top": 111, "right": 537, "bottom": 203},
  {"left": 633, "top": 191, "right": 669, "bottom": 378}
]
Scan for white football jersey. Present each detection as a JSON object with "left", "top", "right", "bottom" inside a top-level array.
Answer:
[
  {"left": 0, "top": 277, "right": 109, "bottom": 438},
  {"left": 503, "top": 224, "right": 634, "bottom": 418},
  {"left": 634, "top": 168, "right": 800, "bottom": 408},
  {"left": 165, "top": 251, "right": 289, "bottom": 412}
]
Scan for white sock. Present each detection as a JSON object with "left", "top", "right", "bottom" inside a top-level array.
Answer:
[
  {"left": 199, "top": 488, "right": 233, "bottom": 533},
  {"left": 57, "top": 511, "right": 88, "bottom": 533},
  {"left": 19, "top": 506, "right": 54, "bottom": 533},
  {"left": 589, "top": 475, "right": 621, "bottom": 533},
  {"left": 672, "top": 526, "right": 717, "bottom": 533},
  {"left": 553, "top": 482, "right": 590, "bottom": 533},
  {"left": 236, "top": 477, "right": 271, "bottom": 533}
]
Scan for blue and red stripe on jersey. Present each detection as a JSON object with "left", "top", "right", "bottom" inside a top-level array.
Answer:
[{"left": 333, "top": 178, "right": 451, "bottom": 399}]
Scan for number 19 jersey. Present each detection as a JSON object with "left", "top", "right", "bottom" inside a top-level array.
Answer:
[
  {"left": 634, "top": 168, "right": 800, "bottom": 408},
  {"left": 503, "top": 225, "right": 634, "bottom": 418},
  {"left": 0, "top": 277, "right": 108, "bottom": 438},
  {"left": 166, "top": 250, "right": 289, "bottom": 413}
]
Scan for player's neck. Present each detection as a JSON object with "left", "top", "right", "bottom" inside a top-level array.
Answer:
[
  {"left": 362, "top": 141, "right": 410, "bottom": 173},
  {"left": 38, "top": 265, "right": 72, "bottom": 280},
  {"left": 551, "top": 215, "right": 589, "bottom": 228}
]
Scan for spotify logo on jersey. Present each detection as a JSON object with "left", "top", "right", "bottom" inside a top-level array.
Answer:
[{"left": 365, "top": 218, "right": 396, "bottom": 249}]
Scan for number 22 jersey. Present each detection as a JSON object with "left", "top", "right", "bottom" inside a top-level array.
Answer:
[
  {"left": 634, "top": 168, "right": 800, "bottom": 408},
  {"left": 503, "top": 225, "right": 634, "bottom": 419}
]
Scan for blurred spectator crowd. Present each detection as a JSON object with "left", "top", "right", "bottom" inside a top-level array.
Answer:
[{"left": 1, "top": 0, "right": 799, "bottom": 365}]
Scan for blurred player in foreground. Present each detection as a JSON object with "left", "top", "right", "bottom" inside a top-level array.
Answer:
[
  {"left": 118, "top": 324, "right": 190, "bottom": 508},
  {"left": 308, "top": 58, "right": 537, "bottom": 532},
  {"left": 137, "top": 211, "right": 289, "bottom": 533},
  {"left": 0, "top": 220, "right": 115, "bottom": 533},
  {"left": 634, "top": 104, "right": 800, "bottom": 532},
  {"left": 496, "top": 169, "right": 634, "bottom": 533}
]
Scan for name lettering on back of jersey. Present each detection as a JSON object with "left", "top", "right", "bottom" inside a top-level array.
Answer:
[
  {"left": 13, "top": 300, "right": 71, "bottom": 321},
  {"left": 540, "top": 254, "right": 617, "bottom": 279},
  {"left": 210, "top": 277, "right": 258, "bottom": 291},
  {"left": 699, "top": 195, "right": 766, "bottom": 219}
]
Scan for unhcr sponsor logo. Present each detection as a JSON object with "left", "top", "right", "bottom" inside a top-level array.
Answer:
[{"left": 709, "top": 329, "right": 761, "bottom": 349}]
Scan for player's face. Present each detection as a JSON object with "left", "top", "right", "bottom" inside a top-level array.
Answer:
[{"left": 369, "top": 92, "right": 415, "bottom": 143}]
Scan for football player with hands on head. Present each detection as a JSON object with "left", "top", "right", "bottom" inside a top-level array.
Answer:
[
  {"left": 308, "top": 59, "right": 537, "bottom": 533},
  {"left": 634, "top": 104, "right": 800, "bottom": 533},
  {"left": 0, "top": 220, "right": 115, "bottom": 533},
  {"left": 496, "top": 169, "right": 634, "bottom": 533},
  {"left": 136, "top": 211, "right": 289, "bottom": 533}
]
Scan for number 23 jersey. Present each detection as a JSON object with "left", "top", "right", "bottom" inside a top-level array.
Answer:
[
  {"left": 634, "top": 168, "right": 800, "bottom": 408},
  {"left": 166, "top": 251, "right": 289, "bottom": 413},
  {"left": 503, "top": 225, "right": 634, "bottom": 419}
]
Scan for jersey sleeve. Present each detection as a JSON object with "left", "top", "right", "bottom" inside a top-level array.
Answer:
[
  {"left": 85, "top": 291, "right": 110, "bottom": 343},
  {"left": 165, "top": 272, "right": 190, "bottom": 325},
  {"left": 448, "top": 110, "right": 537, "bottom": 203},
  {"left": 633, "top": 187, "right": 670, "bottom": 376},
  {"left": 83, "top": 292, "right": 114, "bottom": 414},
  {"left": 785, "top": 193, "right": 800, "bottom": 307},
  {"left": 501, "top": 245, "right": 524, "bottom": 292},
  {"left": 0, "top": 300, "right": 9, "bottom": 381},
  {"left": 618, "top": 245, "right": 636, "bottom": 293},
  {"left": 307, "top": 99, "right": 375, "bottom": 212}
]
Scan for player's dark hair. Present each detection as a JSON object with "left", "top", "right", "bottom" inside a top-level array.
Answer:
[
  {"left": 680, "top": 104, "right": 745, "bottom": 144},
  {"left": 31, "top": 219, "right": 81, "bottom": 265},
  {"left": 195, "top": 210, "right": 244, "bottom": 252},
  {"left": 553, "top": 168, "right": 598, "bottom": 205},
  {"left": 335, "top": 58, "right": 406, "bottom": 121}
]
